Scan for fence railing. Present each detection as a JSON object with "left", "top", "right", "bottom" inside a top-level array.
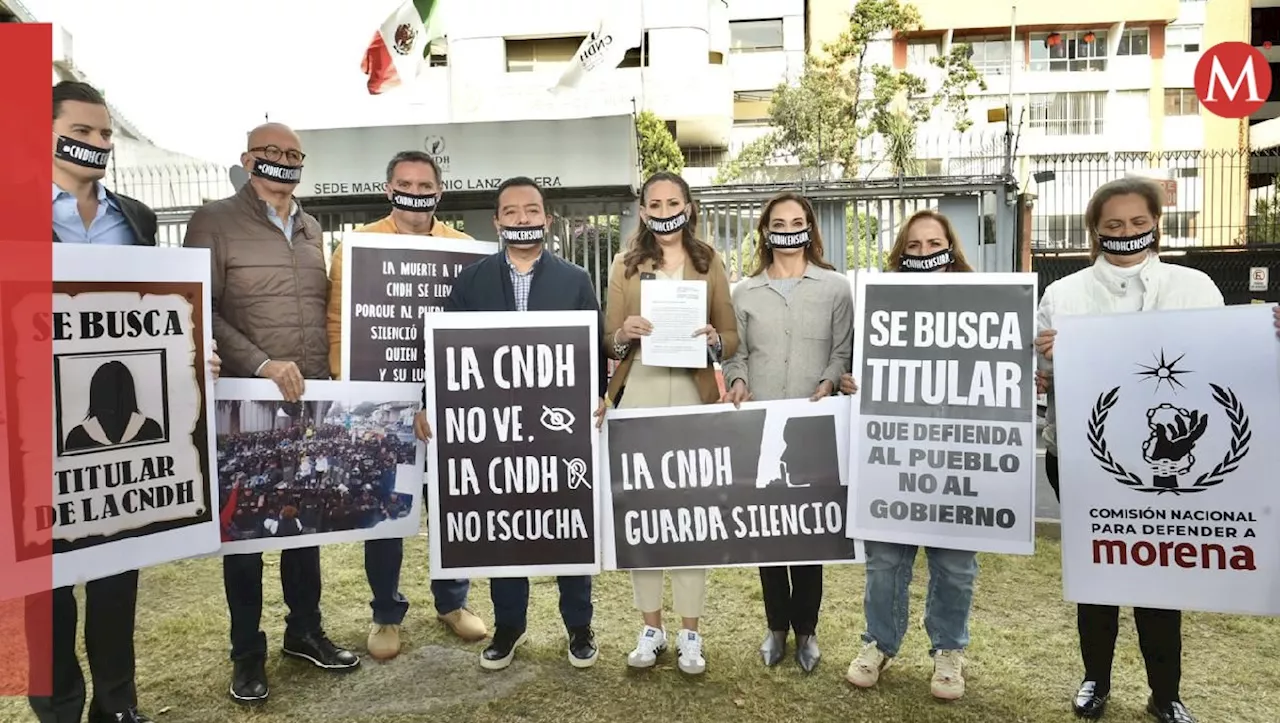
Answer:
[
  {"left": 112, "top": 139, "right": 1280, "bottom": 254},
  {"left": 1028, "top": 147, "right": 1280, "bottom": 250}
]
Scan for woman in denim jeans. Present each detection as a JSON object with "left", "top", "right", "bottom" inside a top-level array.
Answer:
[{"left": 838, "top": 209, "right": 978, "bottom": 701}]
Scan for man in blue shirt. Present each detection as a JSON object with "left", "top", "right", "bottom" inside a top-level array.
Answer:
[
  {"left": 30, "top": 80, "right": 173, "bottom": 723},
  {"left": 416, "top": 177, "right": 608, "bottom": 671}
]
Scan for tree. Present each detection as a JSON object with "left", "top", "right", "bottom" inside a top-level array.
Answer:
[
  {"left": 847, "top": 210, "right": 885, "bottom": 269},
  {"left": 715, "top": 0, "right": 986, "bottom": 183},
  {"left": 636, "top": 109, "right": 684, "bottom": 179}
]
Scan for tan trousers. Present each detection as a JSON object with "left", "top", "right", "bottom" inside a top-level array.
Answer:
[{"left": 631, "top": 568, "right": 708, "bottom": 619}]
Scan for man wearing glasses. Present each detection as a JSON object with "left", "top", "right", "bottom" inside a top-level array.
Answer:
[{"left": 184, "top": 123, "right": 358, "bottom": 706}]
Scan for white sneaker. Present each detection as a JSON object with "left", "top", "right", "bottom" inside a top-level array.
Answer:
[
  {"left": 626, "top": 625, "right": 667, "bottom": 668},
  {"left": 846, "top": 642, "right": 891, "bottom": 688},
  {"left": 931, "top": 649, "right": 966, "bottom": 700},
  {"left": 676, "top": 629, "right": 706, "bottom": 675}
]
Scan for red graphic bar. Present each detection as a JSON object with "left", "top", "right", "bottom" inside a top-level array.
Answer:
[{"left": 0, "top": 23, "right": 54, "bottom": 698}]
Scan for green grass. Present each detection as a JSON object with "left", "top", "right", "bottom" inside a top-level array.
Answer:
[{"left": 2, "top": 532, "right": 1277, "bottom": 722}]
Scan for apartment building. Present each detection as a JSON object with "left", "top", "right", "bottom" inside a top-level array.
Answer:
[{"left": 805, "top": 0, "right": 1268, "bottom": 247}]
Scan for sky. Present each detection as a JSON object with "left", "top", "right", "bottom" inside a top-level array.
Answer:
[{"left": 31, "top": 0, "right": 435, "bottom": 165}]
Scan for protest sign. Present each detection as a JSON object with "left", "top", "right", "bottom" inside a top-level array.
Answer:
[
  {"left": 1054, "top": 305, "right": 1280, "bottom": 615},
  {"left": 602, "top": 397, "right": 863, "bottom": 570},
  {"left": 424, "top": 310, "right": 600, "bottom": 579},
  {"left": 339, "top": 232, "right": 497, "bottom": 382},
  {"left": 214, "top": 379, "right": 424, "bottom": 555},
  {"left": 2, "top": 245, "right": 218, "bottom": 590},
  {"left": 847, "top": 273, "right": 1038, "bottom": 555}
]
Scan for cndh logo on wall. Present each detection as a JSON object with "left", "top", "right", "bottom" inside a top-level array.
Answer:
[{"left": 1194, "top": 42, "right": 1272, "bottom": 119}]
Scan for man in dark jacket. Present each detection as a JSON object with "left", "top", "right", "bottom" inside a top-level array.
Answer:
[
  {"left": 183, "top": 121, "right": 358, "bottom": 706},
  {"left": 32, "top": 80, "right": 224, "bottom": 723},
  {"left": 415, "top": 176, "right": 607, "bottom": 672}
]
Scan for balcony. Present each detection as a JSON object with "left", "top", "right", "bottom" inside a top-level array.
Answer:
[{"left": 451, "top": 64, "right": 732, "bottom": 146}]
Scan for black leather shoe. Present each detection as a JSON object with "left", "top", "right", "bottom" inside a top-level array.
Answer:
[
  {"left": 282, "top": 631, "right": 360, "bottom": 670},
  {"left": 1073, "top": 680, "right": 1109, "bottom": 719},
  {"left": 794, "top": 634, "right": 821, "bottom": 673},
  {"left": 229, "top": 657, "right": 269, "bottom": 705},
  {"left": 106, "top": 710, "right": 153, "bottom": 723},
  {"left": 1147, "top": 697, "right": 1197, "bottom": 723},
  {"left": 567, "top": 625, "right": 598, "bottom": 668},
  {"left": 760, "top": 630, "right": 787, "bottom": 666},
  {"left": 480, "top": 626, "right": 527, "bottom": 671}
]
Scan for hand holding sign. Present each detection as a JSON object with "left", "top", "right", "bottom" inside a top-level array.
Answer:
[
  {"left": 259, "top": 360, "right": 304, "bottom": 402},
  {"left": 839, "top": 373, "right": 858, "bottom": 395},
  {"left": 414, "top": 410, "right": 432, "bottom": 441},
  {"left": 1035, "top": 328, "right": 1056, "bottom": 360},
  {"left": 721, "top": 379, "right": 751, "bottom": 407}
]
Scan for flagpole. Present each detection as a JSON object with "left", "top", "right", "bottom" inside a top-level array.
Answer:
[{"left": 639, "top": 0, "right": 647, "bottom": 108}]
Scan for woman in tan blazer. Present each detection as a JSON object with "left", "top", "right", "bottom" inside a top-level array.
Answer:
[{"left": 604, "top": 171, "right": 738, "bottom": 676}]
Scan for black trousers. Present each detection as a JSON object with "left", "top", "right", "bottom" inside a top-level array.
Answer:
[
  {"left": 1047, "top": 453, "right": 1183, "bottom": 704},
  {"left": 26, "top": 570, "right": 139, "bottom": 723},
  {"left": 223, "top": 547, "right": 323, "bottom": 660},
  {"left": 759, "top": 565, "right": 823, "bottom": 636}
]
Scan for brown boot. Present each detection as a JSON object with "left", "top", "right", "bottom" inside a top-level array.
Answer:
[
  {"left": 438, "top": 608, "right": 487, "bottom": 642},
  {"left": 367, "top": 623, "right": 401, "bottom": 660}
]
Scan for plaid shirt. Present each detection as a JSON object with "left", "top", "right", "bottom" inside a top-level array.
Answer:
[{"left": 505, "top": 251, "right": 542, "bottom": 311}]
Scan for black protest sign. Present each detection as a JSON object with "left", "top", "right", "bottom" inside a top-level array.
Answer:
[
  {"left": 850, "top": 277, "right": 1037, "bottom": 554},
  {"left": 343, "top": 235, "right": 495, "bottom": 382},
  {"left": 605, "top": 399, "right": 860, "bottom": 569},
  {"left": 428, "top": 317, "right": 598, "bottom": 576}
]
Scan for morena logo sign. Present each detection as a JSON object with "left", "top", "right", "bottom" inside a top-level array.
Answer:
[{"left": 1193, "top": 42, "right": 1272, "bottom": 119}]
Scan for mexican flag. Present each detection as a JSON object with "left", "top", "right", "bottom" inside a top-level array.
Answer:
[{"left": 361, "top": 0, "right": 444, "bottom": 95}]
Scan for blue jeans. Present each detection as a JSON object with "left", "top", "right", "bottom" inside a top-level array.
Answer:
[
  {"left": 490, "top": 576, "right": 593, "bottom": 632},
  {"left": 364, "top": 537, "right": 470, "bottom": 624},
  {"left": 861, "top": 541, "right": 978, "bottom": 658}
]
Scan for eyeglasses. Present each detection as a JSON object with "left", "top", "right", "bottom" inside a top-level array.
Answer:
[{"left": 249, "top": 145, "right": 306, "bottom": 164}]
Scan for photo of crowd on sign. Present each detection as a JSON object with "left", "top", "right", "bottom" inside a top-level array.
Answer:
[{"left": 213, "top": 389, "right": 420, "bottom": 550}]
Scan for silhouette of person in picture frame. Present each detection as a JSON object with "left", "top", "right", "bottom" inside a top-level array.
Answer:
[{"left": 64, "top": 359, "right": 164, "bottom": 452}]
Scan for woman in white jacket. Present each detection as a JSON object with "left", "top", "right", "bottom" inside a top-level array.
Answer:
[{"left": 1035, "top": 177, "right": 1221, "bottom": 723}]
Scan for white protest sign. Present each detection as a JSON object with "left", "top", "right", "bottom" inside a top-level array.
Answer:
[
  {"left": 846, "top": 273, "right": 1039, "bottom": 555},
  {"left": 1054, "top": 304, "right": 1280, "bottom": 615}
]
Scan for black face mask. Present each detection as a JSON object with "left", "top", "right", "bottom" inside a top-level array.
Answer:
[
  {"left": 767, "top": 228, "right": 811, "bottom": 249},
  {"left": 390, "top": 191, "right": 439, "bottom": 213},
  {"left": 899, "top": 248, "right": 954, "bottom": 272},
  {"left": 1098, "top": 229, "right": 1156, "bottom": 256},
  {"left": 499, "top": 225, "right": 545, "bottom": 248},
  {"left": 251, "top": 158, "right": 303, "bottom": 185},
  {"left": 55, "top": 136, "right": 111, "bottom": 170},
  {"left": 647, "top": 210, "right": 688, "bottom": 235}
]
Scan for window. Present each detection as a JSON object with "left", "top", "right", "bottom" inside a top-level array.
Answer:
[
  {"left": 1164, "top": 88, "right": 1199, "bottom": 116},
  {"left": 1030, "top": 31, "right": 1107, "bottom": 72},
  {"left": 1035, "top": 214, "right": 1089, "bottom": 249},
  {"left": 1166, "top": 25, "right": 1201, "bottom": 53},
  {"left": 729, "top": 19, "right": 784, "bottom": 53},
  {"left": 1117, "top": 28, "right": 1149, "bottom": 56},
  {"left": 1028, "top": 92, "right": 1107, "bottom": 135},
  {"left": 1163, "top": 212, "right": 1198, "bottom": 239},
  {"left": 427, "top": 39, "right": 448, "bottom": 68},
  {"left": 906, "top": 38, "right": 941, "bottom": 67},
  {"left": 958, "top": 35, "right": 1012, "bottom": 75},
  {"left": 733, "top": 90, "right": 774, "bottom": 124},
  {"left": 504, "top": 36, "right": 584, "bottom": 73},
  {"left": 617, "top": 32, "right": 650, "bottom": 68}
]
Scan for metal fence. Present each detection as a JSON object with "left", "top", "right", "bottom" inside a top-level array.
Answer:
[{"left": 1028, "top": 147, "right": 1280, "bottom": 250}]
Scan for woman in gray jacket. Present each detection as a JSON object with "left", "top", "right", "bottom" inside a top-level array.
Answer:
[{"left": 721, "top": 191, "right": 854, "bottom": 672}]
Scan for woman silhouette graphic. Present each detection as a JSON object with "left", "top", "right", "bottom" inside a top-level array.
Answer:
[{"left": 64, "top": 360, "right": 164, "bottom": 452}]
